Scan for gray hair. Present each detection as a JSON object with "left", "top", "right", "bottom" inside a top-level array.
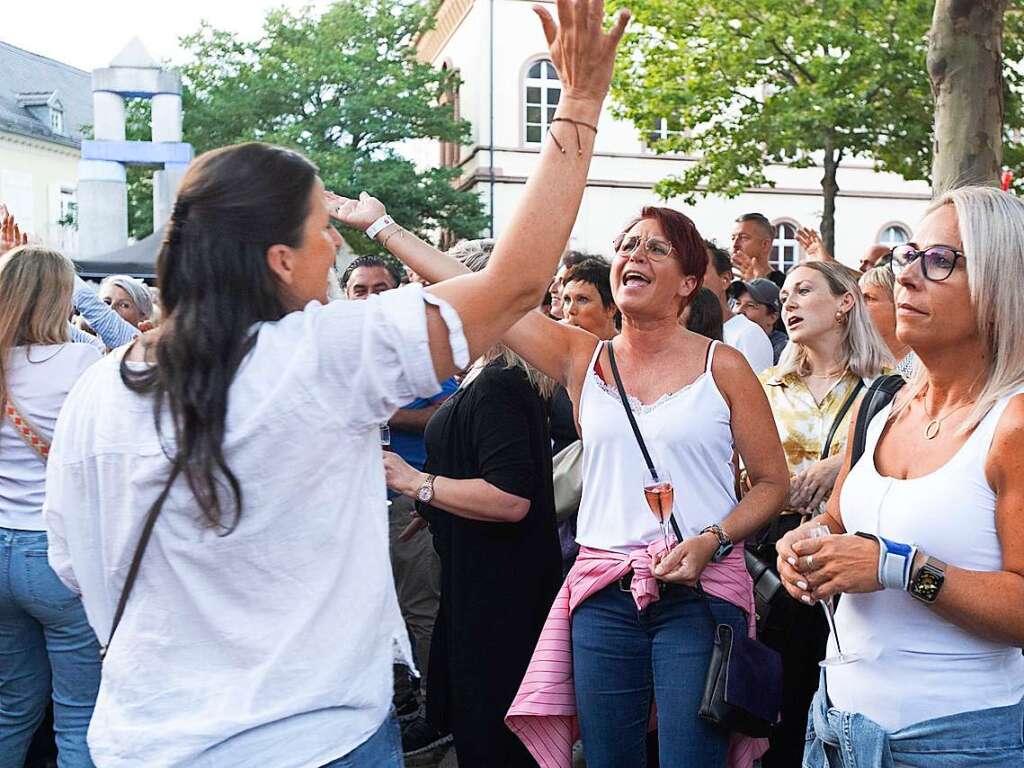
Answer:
[
  {"left": 858, "top": 264, "right": 895, "bottom": 296},
  {"left": 893, "top": 186, "right": 1024, "bottom": 433},
  {"left": 447, "top": 238, "right": 554, "bottom": 398},
  {"left": 99, "top": 274, "right": 153, "bottom": 320}
]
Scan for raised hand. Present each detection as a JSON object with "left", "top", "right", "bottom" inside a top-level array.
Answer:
[
  {"left": 533, "top": 0, "right": 630, "bottom": 105},
  {"left": 796, "top": 227, "right": 833, "bottom": 262},
  {"left": 1, "top": 209, "right": 29, "bottom": 254},
  {"left": 325, "top": 191, "right": 387, "bottom": 233}
]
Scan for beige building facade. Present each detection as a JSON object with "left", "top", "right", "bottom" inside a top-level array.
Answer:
[{"left": 413, "top": 0, "right": 933, "bottom": 267}]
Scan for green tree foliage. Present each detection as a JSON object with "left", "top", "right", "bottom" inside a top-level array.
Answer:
[
  {"left": 608, "top": 0, "right": 1022, "bottom": 254},
  {"left": 178, "top": 0, "right": 486, "bottom": 254},
  {"left": 124, "top": 98, "right": 155, "bottom": 240}
]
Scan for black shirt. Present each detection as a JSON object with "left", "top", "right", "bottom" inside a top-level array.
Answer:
[
  {"left": 548, "top": 385, "right": 579, "bottom": 456},
  {"left": 420, "top": 361, "right": 561, "bottom": 766}
]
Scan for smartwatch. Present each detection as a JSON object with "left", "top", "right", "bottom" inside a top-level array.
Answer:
[
  {"left": 365, "top": 215, "right": 395, "bottom": 240},
  {"left": 700, "top": 524, "right": 734, "bottom": 562},
  {"left": 908, "top": 556, "right": 946, "bottom": 603},
  {"left": 415, "top": 474, "right": 436, "bottom": 504}
]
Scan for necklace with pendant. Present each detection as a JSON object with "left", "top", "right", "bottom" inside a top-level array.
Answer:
[{"left": 921, "top": 398, "right": 972, "bottom": 440}]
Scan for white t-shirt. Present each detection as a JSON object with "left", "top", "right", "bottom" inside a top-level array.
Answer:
[
  {"left": 43, "top": 285, "right": 468, "bottom": 768},
  {"left": 723, "top": 314, "right": 773, "bottom": 374},
  {"left": 0, "top": 343, "right": 100, "bottom": 530}
]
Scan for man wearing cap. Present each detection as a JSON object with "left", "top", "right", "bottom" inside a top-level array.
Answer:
[{"left": 733, "top": 277, "right": 789, "bottom": 364}]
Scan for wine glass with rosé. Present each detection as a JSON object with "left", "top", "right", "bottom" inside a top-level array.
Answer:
[{"left": 643, "top": 464, "right": 674, "bottom": 552}]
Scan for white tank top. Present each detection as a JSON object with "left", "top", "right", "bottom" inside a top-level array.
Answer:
[
  {"left": 828, "top": 388, "right": 1024, "bottom": 731},
  {"left": 575, "top": 341, "right": 738, "bottom": 553}
]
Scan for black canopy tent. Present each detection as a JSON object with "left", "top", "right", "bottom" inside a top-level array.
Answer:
[{"left": 74, "top": 228, "right": 164, "bottom": 280}]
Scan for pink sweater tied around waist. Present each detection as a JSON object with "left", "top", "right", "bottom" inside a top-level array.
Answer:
[{"left": 505, "top": 542, "right": 768, "bottom": 768}]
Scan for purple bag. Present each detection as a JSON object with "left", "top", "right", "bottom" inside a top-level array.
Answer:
[{"left": 696, "top": 584, "right": 783, "bottom": 737}]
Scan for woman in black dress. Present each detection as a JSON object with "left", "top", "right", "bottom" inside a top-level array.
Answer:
[{"left": 383, "top": 240, "right": 562, "bottom": 768}]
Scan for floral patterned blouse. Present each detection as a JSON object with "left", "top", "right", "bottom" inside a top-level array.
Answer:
[{"left": 759, "top": 368, "right": 865, "bottom": 514}]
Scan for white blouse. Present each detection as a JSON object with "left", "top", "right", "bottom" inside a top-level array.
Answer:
[{"left": 43, "top": 285, "right": 468, "bottom": 768}]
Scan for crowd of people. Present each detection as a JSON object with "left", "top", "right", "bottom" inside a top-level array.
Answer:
[{"left": 2, "top": 3, "right": 1024, "bottom": 768}]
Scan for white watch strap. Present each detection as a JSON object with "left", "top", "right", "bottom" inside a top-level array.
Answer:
[{"left": 365, "top": 215, "right": 395, "bottom": 240}]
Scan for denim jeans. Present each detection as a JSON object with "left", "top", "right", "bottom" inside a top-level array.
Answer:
[
  {"left": 0, "top": 528, "right": 101, "bottom": 768},
  {"left": 804, "top": 669, "right": 1024, "bottom": 768},
  {"left": 320, "top": 713, "right": 403, "bottom": 767},
  {"left": 571, "top": 581, "right": 746, "bottom": 768}
]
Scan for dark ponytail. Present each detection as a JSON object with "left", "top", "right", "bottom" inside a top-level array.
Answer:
[{"left": 123, "top": 142, "right": 318, "bottom": 532}]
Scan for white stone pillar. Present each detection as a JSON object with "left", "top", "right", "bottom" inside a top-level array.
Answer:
[
  {"left": 77, "top": 160, "right": 127, "bottom": 257},
  {"left": 153, "top": 162, "right": 188, "bottom": 231},
  {"left": 92, "top": 92, "right": 126, "bottom": 141},
  {"left": 151, "top": 94, "right": 183, "bottom": 143}
]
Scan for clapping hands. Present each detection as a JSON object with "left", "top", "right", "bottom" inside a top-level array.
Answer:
[{"left": 796, "top": 227, "right": 833, "bottom": 263}]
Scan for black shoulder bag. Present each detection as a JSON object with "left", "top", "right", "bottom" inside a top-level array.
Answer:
[
  {"left": 745, "top": 376, "right": 864, "bottom": 629},
  {"left": 604, "top": 340, "right": 782, "bottom": 738},
  {"left": 850, "top": 374, "right": 905, "bottom": 466}
]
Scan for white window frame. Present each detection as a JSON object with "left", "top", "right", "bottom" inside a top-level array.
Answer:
[
  {"left": 643, "top": 116, "right": 685, "bottom": 152},
  {"left": 771, "top": 220, "right": 800, "bottom": 273},
  {"left": 523, "top": 59, "right": 561, "bottom": 147},
  {"left": 50, "top": 108, "right": 64, "bottom": 134},
  {"left": 877, "top": 223, "right": 911, "bottom": 249}
]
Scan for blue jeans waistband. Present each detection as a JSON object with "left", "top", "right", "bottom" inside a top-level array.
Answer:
[{"left": 806, "top": 669, "right": 1024, "bottom": 768}]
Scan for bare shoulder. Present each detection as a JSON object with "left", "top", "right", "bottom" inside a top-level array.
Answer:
[
  {"left": 986, "top": 393, "right": 1024, "bottom": 489},
  {"left": 710, "top": 341, "right": 758, "bottom": 382}
]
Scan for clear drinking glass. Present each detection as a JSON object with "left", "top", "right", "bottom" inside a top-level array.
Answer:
[
  {"left": 643, "top": 465, "right": 674, "bottom": 551},
  {"left": 380, "top": 424, "right": 392, "bottom": 506},
  {"left": 806, "top": 524, "right": 862, "bottom": 666}
]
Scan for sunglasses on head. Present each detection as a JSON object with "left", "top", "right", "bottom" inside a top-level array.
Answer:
[{"left": 888, "top": 244, "right": 965, "bottom": 282}]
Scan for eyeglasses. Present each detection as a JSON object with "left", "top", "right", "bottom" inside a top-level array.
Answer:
[
  {"left": 612, "top": 233, "right": 675, "bottom": 261},
  {"left": 889, "top": 244, "right": 965, "bottom": 282}
]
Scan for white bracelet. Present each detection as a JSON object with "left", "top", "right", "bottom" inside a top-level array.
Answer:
[{"left": 365, "top": 215, "right": 395, "bottom": 240}]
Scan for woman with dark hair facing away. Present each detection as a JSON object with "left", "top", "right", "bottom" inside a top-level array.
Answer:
[
  {"left": 383, "top": 239, "right": 562, "bottom": 767},
  {"left": 681, "top": 286, "right": 724, "bottom": 341},
  {"left": 334, "top": 199, "right": 788, "bottom": 767},
  {"left": 40, "top": 6, "right": 630, "bottom": 767},
  {"left": 0, "top": 246, "right": 101, "bottom": 767}
]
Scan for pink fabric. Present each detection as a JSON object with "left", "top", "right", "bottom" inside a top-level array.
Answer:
[{"left": 505, "top": 543, "right": 768, "bottom": 768}]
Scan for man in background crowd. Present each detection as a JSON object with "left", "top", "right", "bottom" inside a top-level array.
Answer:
[
  {"left": 733, "top": 277, "right": 789, "bottom": 364},
  {"left": 731, "top": 212, "right": 785, "bottom": 287},
  {"left": 704, "top": 241, "right": 774, "bottom": 373}
]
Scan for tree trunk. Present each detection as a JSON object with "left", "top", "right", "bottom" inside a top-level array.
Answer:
[
  {"left": 820, "top": 138, "right": 839, "bottom": 259},
  {"left": 928, "top": 0, "right": 1007, "bottom": 194}
]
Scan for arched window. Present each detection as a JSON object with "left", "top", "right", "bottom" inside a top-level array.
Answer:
[
  {"left": 771, "top": 221, "right": 800, "bottom": 273},
  {"left": 878, "top": 223, "right": 910, "bottom": 249},
  {"left": 524, "top": 59, "right": 561, "bottom": 146}
]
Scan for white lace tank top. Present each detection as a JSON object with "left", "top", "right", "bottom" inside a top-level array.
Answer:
[
  {"left": 575, "top": 340, "right": 738, "bottom": 553},
  {"left": 828, "top": 387, "right": 1024, "bottom": 731}
]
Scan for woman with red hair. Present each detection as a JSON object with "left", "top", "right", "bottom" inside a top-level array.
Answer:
[{"left": 336, "top": 202, "right": 788, "bottom": 767}]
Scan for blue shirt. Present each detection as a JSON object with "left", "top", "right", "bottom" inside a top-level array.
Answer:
[{"left": 391, "top": 377, "right": 459, "bottom": 472}]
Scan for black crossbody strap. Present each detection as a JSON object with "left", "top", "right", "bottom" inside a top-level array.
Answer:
[
  {"left": 819, "top": 379, "right": 865, "bottom": 462},
  {"left": 101, "top": 464, "right": 180, "bottom": 660},
  {"left": 850, "top": 374, "right": 906, "bottom": 467},
  {"left": 605, "top": 341, "right": 684, "bottom": 542}
]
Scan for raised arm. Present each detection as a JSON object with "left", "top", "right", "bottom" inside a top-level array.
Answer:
[
  {"left": 334, "top": 0, "right": 628, "bottom": 382},
  {"left": 73, "top": 274, "right": 142, "bottom": 350},
  {"left": 329, "top": 192, "right": 598, "bottom": 388}
]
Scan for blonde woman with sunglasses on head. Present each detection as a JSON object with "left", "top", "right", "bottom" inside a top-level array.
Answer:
[{"left": 778, "top": 187, "right": 1024, "bottom": 767}]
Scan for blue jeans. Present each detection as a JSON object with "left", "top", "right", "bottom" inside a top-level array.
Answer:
[
  {"left": 804, "top": 669, "right": 1024, "bottom": 767},
  {"left": 320, "top": 713, "right": 403, "bottom": 767},
  {"left": 571, "top": 581, "right": 746, "bottom": 768},
  {"left": 0, "top": 528, "right": 101, "bottom": 768}
]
